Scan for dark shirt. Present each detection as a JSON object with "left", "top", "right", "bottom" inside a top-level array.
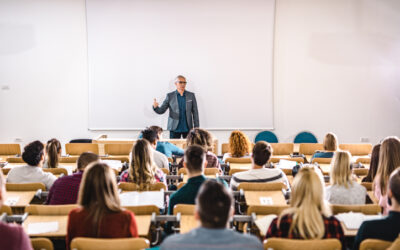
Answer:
[
  {"left": 310, "top": 151, "right": 334, "bottom": 161},
  {"left": 157, "top": 141, "right": 184, "bottom": 158},
  {"left": 266, "top": 214, "right": 345, "bottom": 248},
  {"left": 0, "top": 222, "right": 32, "bottom": 250},
  {"left": 46, "top": 171, "right": 84, "bottom": 205},
  {"left": 353, "top": 211, "right": 400, "bottom": 250},
  {"left": 175, "top": 90, "right": 189, "bottom": 132}
]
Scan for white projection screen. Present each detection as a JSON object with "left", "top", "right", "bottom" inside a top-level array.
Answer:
[{"left": 86, "top": 0, "right": 275, "bottom": 130}]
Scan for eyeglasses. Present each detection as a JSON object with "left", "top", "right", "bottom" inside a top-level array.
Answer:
[{"left": 177, "top": 81, "right": 187, "bottom": 84}]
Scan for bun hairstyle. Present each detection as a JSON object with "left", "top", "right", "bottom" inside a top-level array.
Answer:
[
  {"left": 46, "top": 138, "right": 61, "bottom": 168},
  {"left": 187, "top": 128, "right": 213, "bottom": 152},
  {"left": 22, "top": 140, "right": 44, "bottom": 166}
]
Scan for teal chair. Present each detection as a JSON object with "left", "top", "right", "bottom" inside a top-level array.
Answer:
[
  {"left": 254, "top": 131, "right": 278, "bottom": 143},
  {"left": 294, "top": 131, "right": 318, "bottom": 143}
]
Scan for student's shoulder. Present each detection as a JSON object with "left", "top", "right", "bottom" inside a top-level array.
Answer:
[
  {"left": 161, "top": 232, "right": 194, "bottom": 249},
  {"left": 230, "top": 229, "right": 263, "bottom": 245}
]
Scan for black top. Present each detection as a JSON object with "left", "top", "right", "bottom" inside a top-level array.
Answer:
[{"left": 353, "top": 211, "right": 400, "bottom": 250}]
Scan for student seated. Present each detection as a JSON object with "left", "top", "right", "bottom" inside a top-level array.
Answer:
[
  {"left": 168, "top": 145, "right": 226, "bottom": 215},
  {"left": 178, "top": 128, "right": 221, "bottom": 170},
  {"left": 353, "top": 167, "right": 400, "bottom": 250},
  {"left": 230, "top": 141, "right": 290, "bottom": 191},
  {"left": 149, "top": 126, "right": 184, "bottom": 158},
  {"left": 141, "top": 128, "right": 169, "bottom": 169},
  {"left": 222, "top": 130, "right": 252, "bottom": 162},
  {"left": 43, "top": 138, "right": 72, "bottom": 174},
  {"left": 161, "top": 180, "right": 263, "bottom": 250},
  {"left": 325, "top": 151, "right": 366, "bottom": 205},
  {"left": 373, "top": 136, "right": 400, "bottom": 215},
  {"left": 0, "top": 171, "right": 32, "bottom": 250},
  {"left": 310, "top": 132, "right": 338, "bottom": 161},
  {"left": 46, "top": 152, "right": 99, "bottom": 205},
  {"left": 66, "top": 162, "right": 138, "bottom": 249},
  {"left": 266, "top": 167, "right": 344, "bottom": 246},
  {"left": 361, "top": 143, "right": 380, "bottom": 182},
  {"left": 7, "top": 140, "right": 57, "bottom": 190},
  {"left": 120, "top": 139, "right": 166, "bottom": 190}
]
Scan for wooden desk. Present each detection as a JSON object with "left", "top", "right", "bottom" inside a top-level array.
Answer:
[
  {"left": 368, "top": 191, "right": 378, "bottom": 204},
  {"left": 23, "top": 215, "right": 67, "bottom": 238},
  {"left": 180, "top": 215, "right": 197, "bottom": 234},
  {"left": 244, "top": 191, "right": 286, "bottom": 206},
  {"left": 340, "top": 221, "right": 357, "bottom": 237},
  {"left": 6, "top": 191, "right": 36, "bottom": 212},
  {"left": 135, "top": 215, "right": 152, "bottom": 236}
]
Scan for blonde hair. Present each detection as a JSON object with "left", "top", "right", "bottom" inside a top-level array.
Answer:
[
  {"left": 330, "top": 151, "right": 353, "bottom": 188},
  {"left": 187, "top": 128, "right": 213, "bottom": 151},
  {"left": 376, "top": 136, "right": 400, "bottom": 196},
  {"left": 78, "top": 162, "right": 122, "bottom": 236},
  {"left": 130, "top": 139, "right": 157, "bottom": 190},
  {"left": 228, "top": 131, "right": 251, "bottom": 157},
  {"left": 279, "top": 167, "right": 331, "bottom": 239},
  {"left": 323, "top": 132, "right": 338, "bottom": 151}
]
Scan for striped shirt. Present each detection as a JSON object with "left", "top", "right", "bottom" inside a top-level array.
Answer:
[{"left": 230, "top": 168, "right": 290, "bottom": 191}]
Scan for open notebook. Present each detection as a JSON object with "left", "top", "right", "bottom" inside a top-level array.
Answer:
[
  {"left": 335, "top": 212, "right": 383, "bottom": 230},
  {"left": 255, "top": 215, "right": 278, "bottom": 236},
  {"left": 119, "top": 191, "right": 164, "bottom": 208}
]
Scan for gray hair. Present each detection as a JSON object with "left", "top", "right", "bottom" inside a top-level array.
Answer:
[{"left": 174, "top": 75, "right": 186, "bottom": 83}]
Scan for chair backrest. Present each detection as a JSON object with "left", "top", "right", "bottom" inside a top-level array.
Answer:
[
  {"left": 204, "top": 168, "right": 219, "bottom": 175},
  {"left": 269, "top": 157, "right": 304, "bottom": 164},
  {"left": 255, "top": 131, "right": 278, "bottom": 143},
  {"left": 6, "top": 157, "right": 25, "bottom": 163},
  {"left": 221, "top": 143, "right": 229, "bottom": 154},
  {"left": 359, "top": 239, "right": 392, "bottom": 250},
  {"left": 330, "top": 204, "right": 381, "bottom": 215},
  {"left": 339, "top": 144, "right": 372, "bottom": 156},
  {"left": 270, "top": 143, "right": 294, "bottom": 155},
  {"left": 70, "top": 237, "right": 150, "bottom": 250},
  {"left": 25, "top": 204, "right": 78, "bottom": 215},
  {"left": 69, "top": 139, "right": 92, "bottom": 143},
  {"left": 0, "top": 144, "right": 21, "bottom": 155},
  {"left": 264, "top": 238, "right": 342, "bottom": 250},
  {"left": 225, "top": 157, "right": 252, "bottom": 164},
  {"left": 356, "top": 157, "right": 371, "bottom": 164},
  {"left": 65, "top": 143, "right": 99, "bottom": 155},
  {"left": 59, "top": 156, "right": 79, "bottom": 163},
  {"left": 360, "top": 182, "right": 373, "bottom": 191},
  {"left": 298, "top": 143, "right": 324, "bottom": 156},
  {"left": 173, "top": 204, "right": 195, "bottom": 215},
  {"left": 118, "top": 182, "right": 166, "bottom": 191},
  {"left": 229, "top": 168, "right": 247, "bottom": 176},
  {"left": 123, "top": 205, "right": 160, "bottom": 215},
  {"left": 160, "top": 168, "right": 169, "bottom": 175},
  {"left": 0, "top": 205, "right": 12, "bottom": 215},
  {"left": 388, "top": 236, "right": 400, "bottom": 250},
  {"left": 177, "top": 168, "right": 187, "bottom": 175},
  {"left": 177, "top": 182, "right": 186, "bottom": 189},
  {"left": 238, "top": 182, "right": 286, "bottom": 191},
  {"left": 353, "top": 168, "right": 369, "bottom": 176},
  {"left": 104, "top": 144, "right": 133, "bottom": 156},
  {"left": 31, "top": 238, "right": 54, "bottom": 250},
  {"left": 294, "top": 132, "right": 318, "bottom": 143},
  {"left": 6, "top": 182, "right": 46, "bottom": 191},
  {"left": 247, "top": 205, "right": 289, "bottom": 216},
  {"left": 43, "top": 168, "right": 68, "bottom": 176},
  {"left": 311, "top": 157, "right": 332, "bottom": 164}
]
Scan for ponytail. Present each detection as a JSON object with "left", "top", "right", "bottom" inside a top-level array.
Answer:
[{"left": 46, "top": 139, "right": 61, "bottom": 168}]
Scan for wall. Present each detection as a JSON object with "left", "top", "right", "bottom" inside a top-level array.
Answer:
[{"left": 0, "top": 0, "right": 399, "bottom": 153}]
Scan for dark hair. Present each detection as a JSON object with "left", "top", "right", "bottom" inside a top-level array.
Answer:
[
  {"left": 77, "top": 152, "right": 100, "bottom": 170},
  {"left": 141, "top": 129, "right": 159, "bottom": 145},
  {"left": 22, "top": 140, "right": 44, "bottom": 166},
  {"left": 186, "top": 128, "right": 213, "bottom": 151},
  {"left": 252, "top": 141, "right": 272, "bottom": 166},
  {"left": 196, "top": 180, "right": 233, "bottom": 228},
  {"left": 149, "top": 126, "right": 163, "bottom": 134},
  {"left": 46, "top": 138, "right": 61, "bottom": 168},
  {"left": 184, "top": 145, "right": 205, "bottom": 173},
  {"left": 389, "top": 167, "right": 400, "bottom": 204},
  {"left": 363, "top": 144, "right": 381, "bottom": 182}
]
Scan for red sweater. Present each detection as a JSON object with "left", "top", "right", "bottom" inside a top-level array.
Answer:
[{"left": 66, "top": 207, "right": 138, "bottom": 249}]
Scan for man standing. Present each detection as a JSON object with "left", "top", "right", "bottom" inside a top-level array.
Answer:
[{"left": 153, "top": 75, "right": 199, "bottom": 139}]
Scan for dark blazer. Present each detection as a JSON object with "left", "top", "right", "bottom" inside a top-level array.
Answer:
[
  {"left": 353, "top": 211, "right": 400, "bottom": 250},
  {"left": 153, "top": 90, "right": 199, "bottom": 131}
]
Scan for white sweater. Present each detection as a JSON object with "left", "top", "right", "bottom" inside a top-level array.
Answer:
[{"left": 7, "top": 165, "right": 57, "bottom": 191}]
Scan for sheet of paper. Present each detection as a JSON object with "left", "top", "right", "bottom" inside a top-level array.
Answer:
[
  {"left": 255, "top": 214, "right": 277, "bottom": 236},
  {"left": 5, "top": 197, "right": 19, "bottom": 206},
  {"left": 27, "top": 221, "right": 59, "bottom": 234},
  {"left": 335, "top": 212, "right": 383, "bottom": 230},
  {"left": 120, "top": 191, "right": 164, "bottom": 208},
  {"left": 101, "top": 160, "right": 122, "bottom": 170},
  {"left": 259, "top": 197, "right": 273, "bottom": 205},
  {"left": 278, "top": 159, "right": 297, "bottom": 169}
]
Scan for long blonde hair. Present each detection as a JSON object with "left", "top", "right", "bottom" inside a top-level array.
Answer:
[
  {"left": 130, "top": 139, "right": 156, "bottom": 190},
  {"left": 279, "top": 167, "right": 331, "bottom": 239},
  {"left": 228, "top": 131, "right": 251, "bottom": 157},
  {"left": 78, "top": 162, "right": 122, "bottom": 236},
  {"left": 323, "top": 132, "right": 338, "bottom": 151},
  {"left": 375, "top": 136, "right": 400, "bottom": 196},
  {"left": 330, "top": 151, "right": 353, "bottom": 188}
]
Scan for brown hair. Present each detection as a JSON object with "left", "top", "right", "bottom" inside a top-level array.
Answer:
[
  {"left": 196, "top": 180, "right": 233, "bottom": 228},
  {"left": 376, "top": 136, "right": 400, "bottom": 196},
  {"left": 184, "top": 145, "right": 205, "bottom": 174},
  {"left": 77, "top": 162, "right": 122, "bottom": 236},
  {"left": 323, "top": 132, "right": 338, "bottom": 151},
  {"left": 228, "top": 131, "right": 251, "bottom": 157},
  {"left": 46, "top": 138, "right": 61, "bottom": 169},
  {"left": 149, "top": 126, "right": 163, "bottom": 134},
  {"left": 389, "top": 167, "right": 400, "bottom": 204},
  {"left": 187, "top": 128, "right": 213, "bottom": 151},
  {"left": 364, "top": 144, "right": 381, "bottom": 182},
  {"left": 77, "top": 152, "right": 100, "bottom": 170},
  {"left": 252, "top": 141, "right": 272, "bottom": 166},
  {"left": 130, "top": 139, "right": 157, "bottom": 190}
]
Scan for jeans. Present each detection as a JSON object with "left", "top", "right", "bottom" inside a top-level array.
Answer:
[{"left": 170, "top": 131, "right": 188, "bottom": 139}]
